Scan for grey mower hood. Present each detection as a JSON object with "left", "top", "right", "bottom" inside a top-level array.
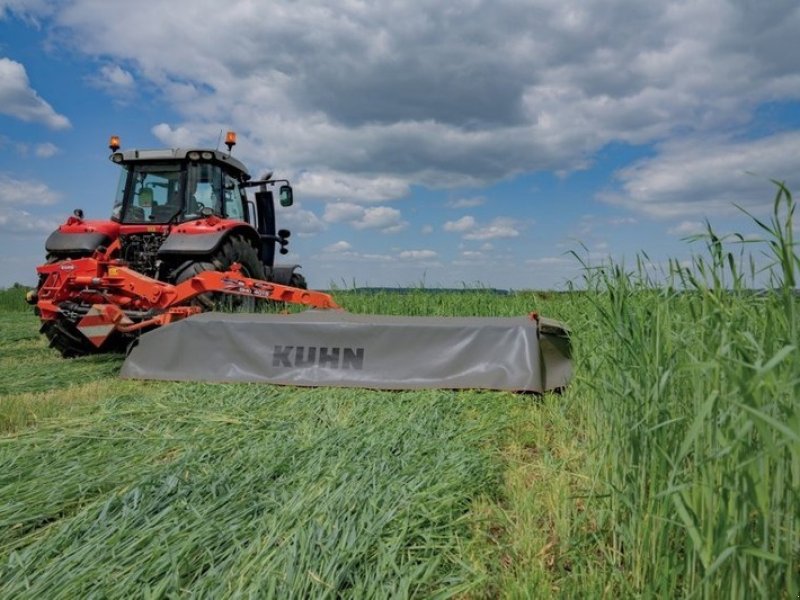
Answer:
[{"left": 120, "top": 310, "right": 572, "bottom": 393}]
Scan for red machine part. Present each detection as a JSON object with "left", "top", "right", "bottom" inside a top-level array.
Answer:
[{"left": 36, "top": 255, "right": 340, "bottom": 348}]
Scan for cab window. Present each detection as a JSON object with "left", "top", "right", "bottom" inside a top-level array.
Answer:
[
  {"left": 187, "top": 163, "right": 223, "bottom": 216},
  {"left": 223, "top": 173, "right": 246, "bottom": 221},
  {"left": 121, "top": 164, "right": 182, "bottom": 223}
]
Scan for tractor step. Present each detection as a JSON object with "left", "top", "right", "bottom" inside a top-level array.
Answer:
[{"left": 120, "top": 310, "right": 571, "bottom": 392}]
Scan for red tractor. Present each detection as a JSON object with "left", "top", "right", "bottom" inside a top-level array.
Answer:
[{"left": 30, "top": 133, "right": 337, "bottom": 357}]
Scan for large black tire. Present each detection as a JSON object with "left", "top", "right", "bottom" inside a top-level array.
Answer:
[
  {"left": 41, "top": 317, "right": 99, "bottom": 358},
  {"left": 172, "top": 234, "right": 265, "bottom": 312}
]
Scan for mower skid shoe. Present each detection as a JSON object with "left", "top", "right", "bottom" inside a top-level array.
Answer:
[{"left": 120, "top": 311, "right": 572, "bottom": 393}]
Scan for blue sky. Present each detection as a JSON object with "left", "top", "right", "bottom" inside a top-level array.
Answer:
[{"left": 1, "top": 1, "right": 799, "bottom": 289}]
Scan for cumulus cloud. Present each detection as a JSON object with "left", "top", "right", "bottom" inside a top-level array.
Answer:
[
  {"left": 0, "top": 58, "right": 70, "bottom": 129},
  {"left": 0, "top": 1, "right": 53, "bottom": 21},
  {"left": 443, "top": 215, "right": 477, "bottom": 233},
  {"left": 34, "top": 142, "right": 58, "bottom": 158},
  {"left": 48, "top": 0, "right": 800, "bottom": 205},
  {"left": 151, "top": 123, "right": 203, "bottom": 147},
  {"left": 98, "top": 64, "right": 134, "bottom": 88},
  {"left": 0, "top": 171, "right": 62, "bottom": 234},
  {"left": 444, "top": 215, "right": 522, "bottom": 240},
  {"left": 277, "top": 202, "right": 326, "bottom": 236},
  {"left": 323, "top": 202, "right": 366, "bottom": 224},
  {"left": 91, "top": 64, "right": 136, "bottom": 99},
  {"left": 463, "top": 217, "right": 522, "bottom": 240},
  {"left": 324, "top": 240, "right": 352, "bottom": 253},
  {"left": 667, "top": 221, "right": 706, "bottom": 236},
  {"left": 295, "top": 170, "right": 408, "bottom": 202},
  {"left": 398, "top": 249, "right": 437, "bottom": 260},
  {"left": 323, "top": 202, "right": 407, "bottom": 233},
  {"left": 355, "top": 206, "right": 406, "bottom": 232},
  {"left": 600, "top": 132, "right": 800, "bottom": 218},
  {"left": 0, "top": 173, "right": 60, "bottom": 205},
  {"left": 0, "top": 207, "right": 60, "bottom": 234}
]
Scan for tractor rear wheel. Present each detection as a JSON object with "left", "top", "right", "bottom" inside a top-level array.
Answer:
[{"left": 172, "top": 234, "right": 265, "bottom": 311}]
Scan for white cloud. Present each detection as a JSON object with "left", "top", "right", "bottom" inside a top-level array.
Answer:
[
  {"left": 463, "top": 217, "right": 522, "bottom": 240},
  {"left": 600, "top": 132, "right": 800, "bottom": 218},
  {"left": 278, "top": 202, "right": 326, "bottom": 236},
  {"left": 323, "top": 202, "right": 366, "bottom": 223},
  {"left": 0, "top": 205, "right": 60, "bottom": 234},
  {"left": 443, "top": 215, "right": 476, "bottom": 232},
  {"left": 0, "top": 173, "right": 60, "bottom": 205},
  {"left": 323, "top": 202, "right": 406, "bottom": 233},
  {"left": 667, "top": 221, "right": 706, "bottom": 236},
  {"left": 324, "top": 240, "right": 352, "bottom": 253},
  {"left": 151, "top": 123, "right": 203, "bottom": 147},
  {"left": 447, "top": 197, "right": 485, "bottom": 209},
  {"left": 353, "top": 206, "right": 404, "bottom": 230},
  {"left": 295, "top": 170, "right": 408, "bottom": 202},
  {"left": 34, "top": 142, "right": 58, "bottom": 158},
  {"left": 99, "top": 64, "right": 134, "bottom": 88},
  {"left": 91, "top": 64, "right": 136, "bottom": 100},
  {"left": 421, "top": 224, "right": 433, "bottom": 234},
  {"left": 315, "top": 250, "right": 393, "bottom": 263},
  {"left": 398, "top": 249, "right": 437, "bottom": 260},
  {"left": 0, "top": 58, "right": 70, "bottom": 129},
  {"left": 0, "top": 1, "right": 52, "bottom": 20}
]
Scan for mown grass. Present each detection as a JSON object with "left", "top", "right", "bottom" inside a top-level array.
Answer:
[
  {"left": 0, "top": 289, "right": 588, "bottom": 597},
  {"left": 0, "top": 185, "right": 797, "bottom": 598}
]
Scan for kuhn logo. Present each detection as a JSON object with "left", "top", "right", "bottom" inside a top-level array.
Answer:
[
  {"left": 272, "top": 346, "right": 364, "bottom": 370},
  {"left": 222, "top": 277, "right": 274, "bottom": 298}
]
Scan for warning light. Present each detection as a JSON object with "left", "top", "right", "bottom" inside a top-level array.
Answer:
[
  {"left": 225, "top": 131, "right": 237, "bottom": 152},
  {"left": 109, "top": 135, "right": 121, "bottom": 151}
]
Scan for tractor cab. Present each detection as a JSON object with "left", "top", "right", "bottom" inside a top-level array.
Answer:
[
  {"left": 42, "top": 133, "right": 302, "bottom": 291},
  {"left": 110, "top": 148, "right": 255, "bottom": 226}
]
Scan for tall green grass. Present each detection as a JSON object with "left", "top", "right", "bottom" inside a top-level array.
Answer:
[
  {"left": 575, "top": 184, "right": 799, "bottom": 597},
  {"left": 0, "top": 285, "right": 29, "bottom": 312}
]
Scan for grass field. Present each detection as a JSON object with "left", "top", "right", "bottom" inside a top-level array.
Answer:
[{"left": 0, "top": 187, "right": 798, "bottom": 598}]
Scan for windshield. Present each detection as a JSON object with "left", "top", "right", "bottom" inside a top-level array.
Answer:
[
  {"left": 117, "top": 163, "right": 185, "bottom": 224},
  {"left": 114, "top": 161, "right": 238, "bottom": 224}
]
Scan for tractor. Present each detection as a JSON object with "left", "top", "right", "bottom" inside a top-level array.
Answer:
[{"left": 31, "top": 133, "right": 327, "bottom": 357}]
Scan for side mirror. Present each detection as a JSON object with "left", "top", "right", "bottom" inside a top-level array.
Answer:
[{"left": 279, "top": 184, "right": 293, "bottom": 207}]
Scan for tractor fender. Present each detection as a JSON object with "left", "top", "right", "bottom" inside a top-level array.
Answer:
[
  {"left": 157, "top": 224, "right": 260, "bottom": 256},
  {"left": 45, "top": 230, "right": 112, "bottom": 255}
]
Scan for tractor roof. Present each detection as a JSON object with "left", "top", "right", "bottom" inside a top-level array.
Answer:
[{"left": 111, "top": 148, "right": 251, "bottom": 179}]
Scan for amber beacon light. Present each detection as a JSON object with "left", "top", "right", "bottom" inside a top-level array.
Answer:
[
  {"left": 108, "top": 135, "right": 121, "bottom": 151},
  {"left": 225, "top": 131, "right": 237, "bottom": 152}
]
